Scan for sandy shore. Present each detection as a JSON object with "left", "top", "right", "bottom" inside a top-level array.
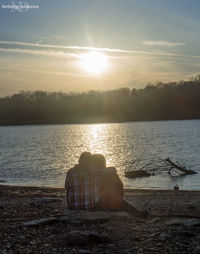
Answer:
[{"left": 1, "top": 185, "right": 200, "bottom": 254}]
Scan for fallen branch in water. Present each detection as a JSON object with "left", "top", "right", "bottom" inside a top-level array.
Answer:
[
  {"left": 164, "top": 157, "right": 196, "bottom": 175},
  {"left": 125, "top": 156, "right": 196, "bottom": 178},
  {"left": 125, "top": 170, "right": 151, "bottom": 178}
]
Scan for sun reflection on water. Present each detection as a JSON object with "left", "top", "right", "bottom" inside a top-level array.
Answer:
[{"left": 86, "top": 124, "right": 115, "bottom": 167}]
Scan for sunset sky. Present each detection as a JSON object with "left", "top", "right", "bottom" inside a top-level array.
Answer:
[{"left": 1, "top": 0, "right": 200, "bottom": 96}]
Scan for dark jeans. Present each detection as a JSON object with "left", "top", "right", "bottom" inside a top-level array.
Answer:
[{"left": 94, "top": 199, "right": 147, "bottom": 218}]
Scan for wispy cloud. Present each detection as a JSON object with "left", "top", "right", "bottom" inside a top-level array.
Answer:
[
  {"left": 52, "top": 35, "right": 64, "bottom": 39},
  {"left": 32, "top": 34, "right": 64, "bottom": 43},
  {"left": 0, "top": 48, "right": 79, "bottom": 58},
  {"left": 0, "top": 40, "right": 131, "bottom": 53},
  {"left": 0, "top": 65, "right": 117, "bottom": 82},
  {"left": 0, "top": 40, "right": 199, "bottom": 61},
  {"left": 142, "top": 40, "right": 186, "bottom": 47}
]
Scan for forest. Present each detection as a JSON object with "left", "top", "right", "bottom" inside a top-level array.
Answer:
[{"left": 0, "top": 75, "right": 200, "bottom": 125}]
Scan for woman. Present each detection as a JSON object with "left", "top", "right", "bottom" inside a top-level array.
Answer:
[
  {"left": 93, "top": 153, "right": 123, "bottom": 210},
  {"left": 93, "top": 154, "right": 149, "bottom": 218}
]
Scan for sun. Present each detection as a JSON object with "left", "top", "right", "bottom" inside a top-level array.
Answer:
[{"left": 79, "top": 51, "right": 109, "bottom": 75}]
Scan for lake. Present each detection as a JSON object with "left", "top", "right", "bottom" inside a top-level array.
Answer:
[{"left": 0, "top": 120, "right": 200, "bottom": 190}]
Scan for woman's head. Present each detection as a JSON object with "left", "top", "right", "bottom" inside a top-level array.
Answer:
[
  {"left": 79, "top": 152, "right": 93, "bottom": 169},
  {"left": 93, "top": 154, "right": 106, "bottom": 169}
]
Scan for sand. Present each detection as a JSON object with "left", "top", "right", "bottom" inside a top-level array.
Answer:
[{"left": 1, "top": 185, "right": 200, "bottom": 254}]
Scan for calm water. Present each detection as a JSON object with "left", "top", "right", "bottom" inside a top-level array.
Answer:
[{"left": 0, "top": 120, "right": 200, "bottom": 190}]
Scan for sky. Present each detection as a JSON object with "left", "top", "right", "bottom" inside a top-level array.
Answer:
[{"left": 0, "top": 0, "right": 200, "bottom": 96}]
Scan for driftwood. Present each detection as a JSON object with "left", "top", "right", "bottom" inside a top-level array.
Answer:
[
  {"left": 164, "top": 158, "right": 196, "bottom": 175},
  {"left": 125, "top": 155, "right": 196, "bottom": 178},
  {"left": 125, "top": 170, "right": 151, "bottom": 178}
]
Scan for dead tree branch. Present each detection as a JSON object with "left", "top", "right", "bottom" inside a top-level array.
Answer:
[
  {"left": 125, "top": 156, "right": 196, "bottom": 178},
  {"left": 165, "top": 157, "right": 196, "bottom": 175}
]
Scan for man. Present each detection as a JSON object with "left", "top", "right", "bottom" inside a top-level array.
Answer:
[{"left": 65, "top": 152, "right": 99, "bottom": 210}]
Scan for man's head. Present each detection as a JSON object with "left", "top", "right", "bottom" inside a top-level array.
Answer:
[
  {"left": 79, "top": 152, "right": 93, "bottom": 170},
  {"left": 93, "top": 154, "right": 106, "bottom": 169}
]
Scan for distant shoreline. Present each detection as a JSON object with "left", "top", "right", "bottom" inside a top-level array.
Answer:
[
  {"left": 1, "top": 80, "right": 200, "bottom": 127},
  {"left": 0, "top": 117, "right": 199, "bottom": 127}
]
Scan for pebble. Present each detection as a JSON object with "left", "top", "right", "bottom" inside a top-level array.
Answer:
[
  {"left": 165, "top": 218, "right": 200, "bottom": 227},
  {"left": 65, "top": 230, "right": 110, "bottom": 246},
  {"left": 58, "top": 210, "right": 128, "bottom": 225},
  {"left": 159, "top": 233, "right": 169, "bottom": 241},
  {"left": 17, "top": 235, "right": 25, "bottom": 240},
  {"left": 23, "top": 217, "right": 57, "bottom": 226},
  {"left": 31, "top": 197, "right": 62, "bottom": 205},
  {"left": 181, "top": 231, "right": 195, "bottom": 238},
  {"left": 51, "top": 248, "right": 58, "bottom": 254},
  {"left": 78, "top": 250, "right": 91, "bottom": 254}
]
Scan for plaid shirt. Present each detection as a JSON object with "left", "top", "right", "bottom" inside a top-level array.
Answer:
[{"left": 65, "top": 165, "right": 100, "bottom": 210}]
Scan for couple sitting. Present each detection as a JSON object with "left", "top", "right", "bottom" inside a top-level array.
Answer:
[{"left": 65, "top": 152, "right": 148, "bottom": 218}]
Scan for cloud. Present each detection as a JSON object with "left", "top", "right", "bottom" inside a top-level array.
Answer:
[
  {"left": 0, "top": 47, "right": 79, "bottom": 58},
  {"left": 52, "top": 35, "right": 64, "bottom": 39},
  {"left": 0, "top": 40, "right": 131, "bottom": 53},
  {"left": 0, "top": 40, "right": 182, "bottom": 55},
  {"left": 0, "top": 40, "right": 199, "bottom": 61},
  {"left": 142, "top": 40, "right": 186, "bottom": 47},
  {"left": 0, "top": 64, "right": 115, "bottom": 82}
]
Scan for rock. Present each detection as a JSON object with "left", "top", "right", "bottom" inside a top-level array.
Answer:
[
  {"left": 110, "top": 211, "right": 129, "bottom": 219},
  {"left": 51, "top": 248, "right": 58, "bottom": 254},
  {"left": 78, "top": 250, "right": 91, "bottom": 254},
  {"left": 97, "top": 244, "right": 107, "bottom": 248},
  {"left": 58, "top": 213, "right": 110, "bottom": 225},
  {"left": 58, "top": 216, "right": 84, "bottom": 225},
  {"left": 23, "top": 210, "right": 129, "bottom": 227},
  {"left": 188, "top": 203, "right": 197, "bottom": 209},
  {"left": 159, "top": 233, "right": 169, "bottom": 241},
  {"left": 31, "top": 197, "right": 62, "bottom": 204},
  {"left": 0, "top": 180, "right": 5, "bottom": 183},
  {"left": 65, "top": 230, "right": 110, "bottom": 246},
  {"left": 196, "top": 246, "right": 200, "bottom": 253},
  {"left": 82, "top": 211, "right": 111, "bottom": 222},
  {"left": 181, "top": 231, "right": 195, "bottom": 238},
  {"left": 23, "top": 217, "right": 57, "bottom": 227},
  {"left": 58, "top": 210, "right": 129, "bottom": 225},
  {"left": 182, "top": 219, "right": 200, "bottom": 227},
  {"left": 125, "top": 170, "right": 151, "bottom": 178},
  {"left": 165, "top": 218, "right": 183, "bottom": 226},
  {"left": 58, "top": 211, "right": 110, "bottom": 225},
  {"left": 17, "top": 235, "right": 25, "bottom": 240},
  {"left": 165, "top": 218, "right": 200, "bottom": 227}
]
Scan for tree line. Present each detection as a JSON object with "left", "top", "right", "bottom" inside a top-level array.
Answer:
[{"left": 0, "top": 75, "right": 200, "bottom": 125}]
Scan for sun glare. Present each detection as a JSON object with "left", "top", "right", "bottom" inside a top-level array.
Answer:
[{"left": 79, "top": 51, "right": 109, "bottom": 75}]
